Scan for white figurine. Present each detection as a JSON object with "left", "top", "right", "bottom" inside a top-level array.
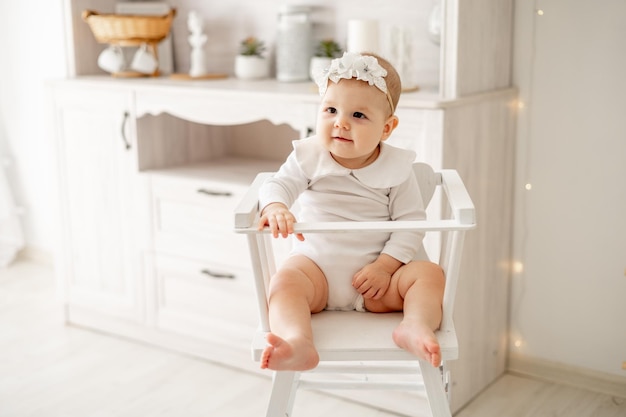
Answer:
[{"left": 188, "top": 11, "right": 208, "bottom": 77}]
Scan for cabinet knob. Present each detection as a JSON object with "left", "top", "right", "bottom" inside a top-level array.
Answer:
[{"left": 201, "top": 269, "right": 235, "bottom": 279}]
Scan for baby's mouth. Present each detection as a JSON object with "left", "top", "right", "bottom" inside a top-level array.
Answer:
[{"left": 333, "top": 136, "right": 353, "bottom": 142}]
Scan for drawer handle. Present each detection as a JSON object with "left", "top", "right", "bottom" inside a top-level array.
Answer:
[
  {"left": 121, "top": 111, "right": 131, "bottom": 150},
  {"left": 197, "top": 189, "right": 233, "bottom": 197},
  {"left": 201, "top": 269, "right": 235, "bottom": 279}
]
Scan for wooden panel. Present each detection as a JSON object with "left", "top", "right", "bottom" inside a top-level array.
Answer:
[
  {"left": 136, "top": 114, "right": 231, "bottom": 171},
  {"left": 442, "top": 0, "right": 514, "bottom": 97},
  {"left": 442, "top": 92, "right": 517, "bottom": 411}
]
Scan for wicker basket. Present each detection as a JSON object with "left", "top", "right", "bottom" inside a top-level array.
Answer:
[{"left": 82, "top": 9, "right": 176, "bottom": 46}]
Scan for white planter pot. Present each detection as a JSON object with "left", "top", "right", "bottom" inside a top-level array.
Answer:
[
  {"left": 309, "top": 57, "right": 333, "bottom": 81},
  {"left": 235, "top": 55, "right": 270, "bottom": 80}
]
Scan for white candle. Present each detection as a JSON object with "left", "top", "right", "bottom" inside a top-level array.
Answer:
[{"left": 347, "top": 19, "right": 379, "bottom": 54}]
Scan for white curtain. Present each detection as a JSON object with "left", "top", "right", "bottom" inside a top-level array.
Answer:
[{"left": 0, "top": 157, "right": 24, "bottom": 267}]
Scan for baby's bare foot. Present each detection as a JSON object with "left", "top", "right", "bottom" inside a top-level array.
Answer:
[
  {"left": 392, "top": 320, "right": 441, "bottom": 367},
  {"left": 261, "top": 333, "right": 319, "bottom": 371}
]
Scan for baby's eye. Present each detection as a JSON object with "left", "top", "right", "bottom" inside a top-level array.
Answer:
[
  {"left": 325, "top": 107, "right": 337, "bottom": 114},
  {"left": 353, "top": 112, "right": 366, "bottom": 119}
]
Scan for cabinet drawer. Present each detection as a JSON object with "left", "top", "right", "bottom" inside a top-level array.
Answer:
[
  {"left": 151, "top": 176, "right": 250, "bottom": 266},
  {"left": 151, "top": 253, "right": 258, "bottom": 344}
]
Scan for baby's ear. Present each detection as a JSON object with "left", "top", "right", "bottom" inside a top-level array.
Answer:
[{"left": 381, "top": 115, "right": 399, "bottom": 141}]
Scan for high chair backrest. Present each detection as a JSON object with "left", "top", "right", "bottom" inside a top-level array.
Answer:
[{"left": 412, "top": 162, "right": 438, "bottom": 208}]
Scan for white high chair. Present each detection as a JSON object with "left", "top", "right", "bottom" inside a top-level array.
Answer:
[{"left": 234, "top": 162, "right": 475, "bottom": 417}]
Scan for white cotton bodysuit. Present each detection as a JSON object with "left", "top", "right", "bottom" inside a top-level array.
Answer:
[{"left": 259, "top": 136, "right": 427, "bottom": 311}]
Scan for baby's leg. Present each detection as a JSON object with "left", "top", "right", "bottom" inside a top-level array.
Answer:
[
  {"left": 261, "top": 255, "right": 328, "bottom": 371},
  {"left": 365, "top": 261, "right": 445, "bottom": 367}
]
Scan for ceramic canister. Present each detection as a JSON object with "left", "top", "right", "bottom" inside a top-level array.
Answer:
[{"left": 276, "top": 5, "right": 312, "bottom": 82}]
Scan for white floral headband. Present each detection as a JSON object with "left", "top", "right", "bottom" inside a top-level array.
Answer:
[{"left": 314, "top": 52, "right": 395, "bottom": 113}]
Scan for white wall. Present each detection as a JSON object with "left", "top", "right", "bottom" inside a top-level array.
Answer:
[
  {"left": 0, "top": 1, "right": 67, "bottom": 260},
  {"left": 511, "top": 0, "right": 626, "bottom": 377}
]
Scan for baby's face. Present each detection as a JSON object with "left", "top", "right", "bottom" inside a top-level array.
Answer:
[{"left": 316, "top": 79, "right": 397, "bottom": 170}]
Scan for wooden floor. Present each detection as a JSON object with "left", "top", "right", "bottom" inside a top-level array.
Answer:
[{"left": 1, "top": 260, "right": 624, "bottom": 417}]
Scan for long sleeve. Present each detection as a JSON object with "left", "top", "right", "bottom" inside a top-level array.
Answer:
[
  {"left": 258, "top": 150, "right": 309, "bottom": 211},
  {"left": 381, "top": 172, "right": 426, "bottom": 264}
]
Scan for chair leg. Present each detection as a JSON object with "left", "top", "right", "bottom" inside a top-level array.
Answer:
[
  {"left": 266, "top": 371, "right": 300, "bottom": 417},
  {"left": 420, "top": 361, "right": 452, "bottom": 417}
]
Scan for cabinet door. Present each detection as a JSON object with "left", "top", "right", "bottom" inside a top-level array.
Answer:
[{"left": 54, "top": 87, "right": 142, "bottom": 322}]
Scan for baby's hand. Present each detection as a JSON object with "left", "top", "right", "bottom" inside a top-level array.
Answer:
[
  {"left": 258, "top": 202, "right": 304, "bottom": 241},
  {"left": 352, "top": 263, "right": 392, "bottom": 300}
]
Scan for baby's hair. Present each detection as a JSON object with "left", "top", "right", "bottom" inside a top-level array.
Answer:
[{"left": 361, "top": 52, "right": 402, "bottom": 114}]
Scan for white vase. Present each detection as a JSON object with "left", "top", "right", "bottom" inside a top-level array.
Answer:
[
  {"left": 309, "top": 57, "right": 332, "bottom": 81},
  {"left": 234, "top": 55, "right": 270, "bottom": 80},
  {"left": 428, "top": 1, "right": 443, "bottom": 45}
]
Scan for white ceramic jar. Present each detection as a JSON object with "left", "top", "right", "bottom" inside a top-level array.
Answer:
[{"left": 276, "top": 5, "right": 312, "bottom": 82}]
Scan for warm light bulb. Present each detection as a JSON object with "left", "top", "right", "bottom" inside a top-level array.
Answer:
[
  {"left": 525, "top": 183, "right": 532, "bottom": 191},
  {"left": 514, "top": 339, "right": 523, "bottom": 348},
  {"left": 517, "top": 101, "right": 525, "bottom": 109},
  {"left": 512, "top": 261, "right": 524, "bottom": 274},
  {"left": 537, "top": 9, "right": 544, "bottom": 16}
]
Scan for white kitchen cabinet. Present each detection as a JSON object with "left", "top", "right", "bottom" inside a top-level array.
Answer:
[
  {"left": 54, "top": 0, "right": 516, "bottom": 413},
  {"left": 52, "top": 85, "right": 144, "bottom": 323}
]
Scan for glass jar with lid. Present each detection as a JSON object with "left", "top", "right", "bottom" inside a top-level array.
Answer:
[{"left": 276, "top": 5, "right": 312, "bottom": 82}]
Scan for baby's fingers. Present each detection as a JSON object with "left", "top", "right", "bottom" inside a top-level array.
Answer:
[
  {"left": 267, "top": 215, "right": 282, "bottom": 238},
  {"left": 271, "top": 213, "right": 298, "bottom": 238},
  {"left": 277, "top": 213, "right": 291, "bottom": 238},
  {"left": 371, "top": 288, "right": 385, "bottom": 300},
  {"left": 362, "top": 287, "right": 380, "bottom": 299}
]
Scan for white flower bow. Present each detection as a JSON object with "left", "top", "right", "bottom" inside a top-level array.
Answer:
[{"left": 315, "top": 52, "right": 389, "bottom": 97}]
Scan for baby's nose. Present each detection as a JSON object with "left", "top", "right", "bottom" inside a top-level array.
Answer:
[{"left": 334, "top": 115, "right": 350, "bottom": 129}]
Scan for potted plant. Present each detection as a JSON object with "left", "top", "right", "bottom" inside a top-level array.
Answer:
[
  {"left": 235, "top": 36, "right": 270, "bottom": 80},
  {"left": 310, "top": 39, "right": 342, "bottom": 80}
]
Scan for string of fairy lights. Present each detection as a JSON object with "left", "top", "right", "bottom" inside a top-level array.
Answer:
[{"left": 509, "top": 1, "right": 544, "bottom": 352}]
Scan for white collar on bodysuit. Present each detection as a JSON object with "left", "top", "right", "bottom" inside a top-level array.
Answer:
[{"left": 293, "top": 136, "right": 416, "bottom": 188}]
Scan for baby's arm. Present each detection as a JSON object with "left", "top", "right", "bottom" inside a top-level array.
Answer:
[
  {"left": 383, "top": 172, "right": 426, "bottom": 262},
  {"left": 258, "top": 147, "right": 309, "bottom": 241},
  {"left": 258, "top": 202, "right": 305, "bottom": 241},
  {"left": 352, "top": 253, "right": 402, "bottom": 299}
]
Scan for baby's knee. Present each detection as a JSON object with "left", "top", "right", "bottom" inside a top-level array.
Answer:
[
  {"left": 268, "top": 266, "right": 327, "bottom": 310},
  {"left": 422, "top": 262, "right": 445, "bottom": 282},
  {"left": 402, "top": 261, "right": 445, "bottom": 287},
  {"left": 268, "top": 269, "right": 304, "bottom": 296}
]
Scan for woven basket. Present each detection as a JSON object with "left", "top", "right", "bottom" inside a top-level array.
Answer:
[{"left": 82, "top": 9, "right": 176, "bottom": 45}]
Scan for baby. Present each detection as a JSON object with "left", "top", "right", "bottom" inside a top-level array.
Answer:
[{"left": 257, "top": 52, "right": 445, "bottom": 371}]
